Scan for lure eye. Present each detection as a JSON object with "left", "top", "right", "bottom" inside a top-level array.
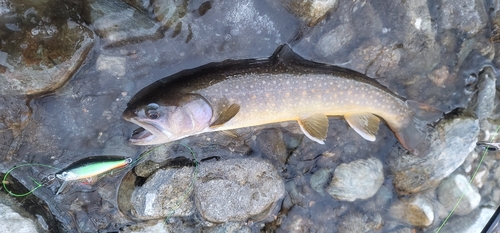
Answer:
[{"left": 146, "top": 103, "right": 160, "bottom": 119}]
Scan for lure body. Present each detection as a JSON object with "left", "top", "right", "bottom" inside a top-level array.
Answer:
[{"left": 55, "top": 156, "right": 132, "bottom": 194}]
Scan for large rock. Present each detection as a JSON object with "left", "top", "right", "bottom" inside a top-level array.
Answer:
[
  {"left": 326, "top": 158, "right": 384, "bottom": 202},
  {"left": 194, "top": 157, "right": 285, "bottom": 223},
  {"left": 0, "top": 0, "right": 94, "bottom": 96},
  {"left": 389, "top": 196, "right": 434, "bottom": 227},
  {"left": 389, "top": 115, "right": 479, "bottom": 194},
  {"left": 278, "top": 0, "right": 339, "bottom": 26}
]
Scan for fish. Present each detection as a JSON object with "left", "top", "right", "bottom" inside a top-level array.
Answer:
[
  {"left": 55, "top": 156, "right": 132, "bottom": 194},
  {"left": 123, "top": 45, "right": 442, "bottom": 155}
]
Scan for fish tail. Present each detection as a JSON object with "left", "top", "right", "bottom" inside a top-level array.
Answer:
[{"left": 395, "top": 100, "right": 443, "bottom": 155}]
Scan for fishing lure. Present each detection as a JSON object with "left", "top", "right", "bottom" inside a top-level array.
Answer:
[{"left": 55, "top": 156, "right": 133, "bottom": 195}]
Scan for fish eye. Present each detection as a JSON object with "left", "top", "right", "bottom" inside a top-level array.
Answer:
[{"left": 146, "top": 103, "right": 160, "bottom": 119}]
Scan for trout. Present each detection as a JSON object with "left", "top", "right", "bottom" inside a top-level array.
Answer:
[{"left": 123, "top": 45, "right": 441, "bottom": 155}]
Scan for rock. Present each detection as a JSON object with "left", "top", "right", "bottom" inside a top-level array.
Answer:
[
  {"left": 315, "top": 23, "right": 354, "bottom": 57},
  {"left": 131, "top": 166, "right": 195, "bottom": 219},
  {"left": 338, "top": 212, "right": 383, "bottom": 233},
  {"left": 433, "top": 207, "right": 495, "bottom": 233},
  {"left": 194, "top": 157, "right": 284, "bottom": 223},
  {"left": 0, "top": 203, "right": 39, "bottom": 233},
  {"left": 437, "top": 174, "right": 481, "bottom": 216},
  {"left": 96, "top": 55, "right": 127, "bottom": 77},
  {"left": 0, "top": 0, "right": 94, "bottom": 96},
  {"left": 204, "top": 222, "right": 252, "bottom": 233},
  {"left": 440, "top": 0, "right": 488, "bottom": 36},
  {"left": 389, "top": 196, "right": 434, "bottom": 227},
  {"left": 278, "top": 0, "right": 339, "bottom": 26},
  {"left": 468, "top": 66, "right": 496, "bottom": 119},
  {"left": 86, "top": 0, "right": 162, "bottom": 46},
  {"left": 389, "top": 115, "right": 479, "bottom": 194},
  {"left": 310, "top": 168, "right": 331, "bottom": 195},
  {"left": 326, "top": 158, "right": 384, "bottom": 202}
]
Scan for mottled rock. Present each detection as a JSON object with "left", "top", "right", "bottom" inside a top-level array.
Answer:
[
  {"left": 86, "top": 0, "right": 162, "bottom": 46},
  {"left": 389, "top": 196, "right": 434, "bottom": 227},
  {"left": 468, "top": 66, "right": 496, "bottom": 119},
  {"left": 195, "top": 158, "right": 284, "bottom": 223},
  {"left": 315, "top": 23, "right": 354, "bottom": 57},
  {"left": 440, "top": 0, "right": 488, "bottom": 36},
  {"left": 0, "top": 0, "right": 94, "bottom": 96},
  {"left": 204, "top": 222, "right": 251, "bottom": 233},
  {"left": 279, "top": 0, "right": 339, "bottom": 26},
  {"left": 310, "top": 168, "right": 331, "bottom": 195},
  {"left": 389, "top": 115, "right": 479, "bottom": 194},
  {"left": 326, "top": 158, "right": 384, "bottom": 202},
  {"left": 338, "top": 212, "right": 383, "bottom": 233},
  {"left": 131, "top": 167, "right": 195, "bottom": 219},
  {"left": 0, "top": 203, "right": 38, "bottom": 233},
  {"left": 437, "top": 174, "right": 481, "bottom": 216}
]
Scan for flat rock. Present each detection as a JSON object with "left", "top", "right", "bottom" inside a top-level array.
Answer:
[
  {"left": 389, "top": 115, "right": 479, "bottom": 194},
  {"left": 278, "top": 0, "right": 339, "bottom": 26},
  {"left": 194, "top": 157, "right": 285, "bottom": 223},
  {"left": 326, "top": 158, "right": 384, "bottom": 202}
]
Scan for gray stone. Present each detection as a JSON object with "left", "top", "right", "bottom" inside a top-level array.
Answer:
[
  {"left": 310, "top": 168, "right": 331, "bottom": 195},
  {"left": 326, "top": 158, "right": 384, "bottom": 202},
  {"left": 338, "top": 212, "right": 383, "bottom": 233},
  {"left": 315, "top": 23, "right": 354, "bottom": 57},
  {"left": 87, "top": 0, "right": 162, "bottom": 46},
  {"left": 131, "top": 167, "right": 195, "bottom": 219},
  {"left": 194, "top": 157, "right": 284, "bottom": 223},
  {"left": 437, "top": 174, "right": 481, "bottom": 216},
  {"left": 440, "top": 0, "right": 488, "bottom": 36},
  {"left": 468, "top": 66, "right": 496, "bottom": 119},
  {"left": 0, "top": 203, "right": 38, "bottom": 233},
  {"left": 204, "top": 222, "right": 252, "bottom": 233},
  {"left": 389, "top": 115, "right": 479, "bottom": 194},
  {"left": 389, "top": 196, "right": 434, "bottom": 227},
  {"left": 278, "top": 0, "right": 339, "bottom": 26}
]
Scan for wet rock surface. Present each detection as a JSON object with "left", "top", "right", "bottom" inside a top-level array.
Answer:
[
  {"left": 1, "top": 0, "right": 500, "bottom": 232},
  {"left": 437, "top": 174, "right": 481, "bottom": 216}
]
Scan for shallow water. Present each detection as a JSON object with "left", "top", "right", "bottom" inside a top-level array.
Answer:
[{"left": 1, "top": 0, "right": 499, "bottom": 232}]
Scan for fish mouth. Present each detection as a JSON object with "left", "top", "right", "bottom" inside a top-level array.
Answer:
[{"left": 126, "top": 118, "right": 169, "bottom": 145}]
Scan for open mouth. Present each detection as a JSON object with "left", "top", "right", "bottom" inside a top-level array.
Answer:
[{"left": 130, "top": 127, "right": 154, "bottom": 142}]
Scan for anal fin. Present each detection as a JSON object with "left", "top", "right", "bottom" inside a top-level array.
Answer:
[
  {"left": 297, "top": 114, "right": 329, "bottom": 144},
  {"left": 210, "top": 103, "right": 241, "bottom": 128},
  {"left": 344, "top": 113, "right": 380, "bottom": 141}
]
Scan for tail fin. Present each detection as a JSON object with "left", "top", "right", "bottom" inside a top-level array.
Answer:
[{"left": 395, "top": 100, "right": 443, "bottom": 155}]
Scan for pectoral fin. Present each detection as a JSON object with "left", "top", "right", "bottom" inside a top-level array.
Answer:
[
  {"left": 210, "top": 103, "right": 241, "bottom": 128},
  {"left": 297, "top": 114, "right": 329, "bottom": 144},
  {"left": 344, "top": 113, "right": 380, "bottom": 141}
]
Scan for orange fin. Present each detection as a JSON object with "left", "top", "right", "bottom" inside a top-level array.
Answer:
[
  {"left": 297, "top": 114, "right": 329, "bottom": 144},
  {"left": 344, "top": 113, "right": 380, "bottom": 141}
]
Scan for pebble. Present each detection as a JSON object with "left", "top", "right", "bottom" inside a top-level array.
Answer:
[{"left": 326, "top": 158, "right": 384, "bottom": 202}]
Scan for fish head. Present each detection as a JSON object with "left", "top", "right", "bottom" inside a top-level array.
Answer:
[{"left": 123, "top": 94, "right": 213, "bottom": 145}]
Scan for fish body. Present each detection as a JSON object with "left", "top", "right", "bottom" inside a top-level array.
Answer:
[{"left": 123, "top": 45, "right": 441, "bottom": 154}]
